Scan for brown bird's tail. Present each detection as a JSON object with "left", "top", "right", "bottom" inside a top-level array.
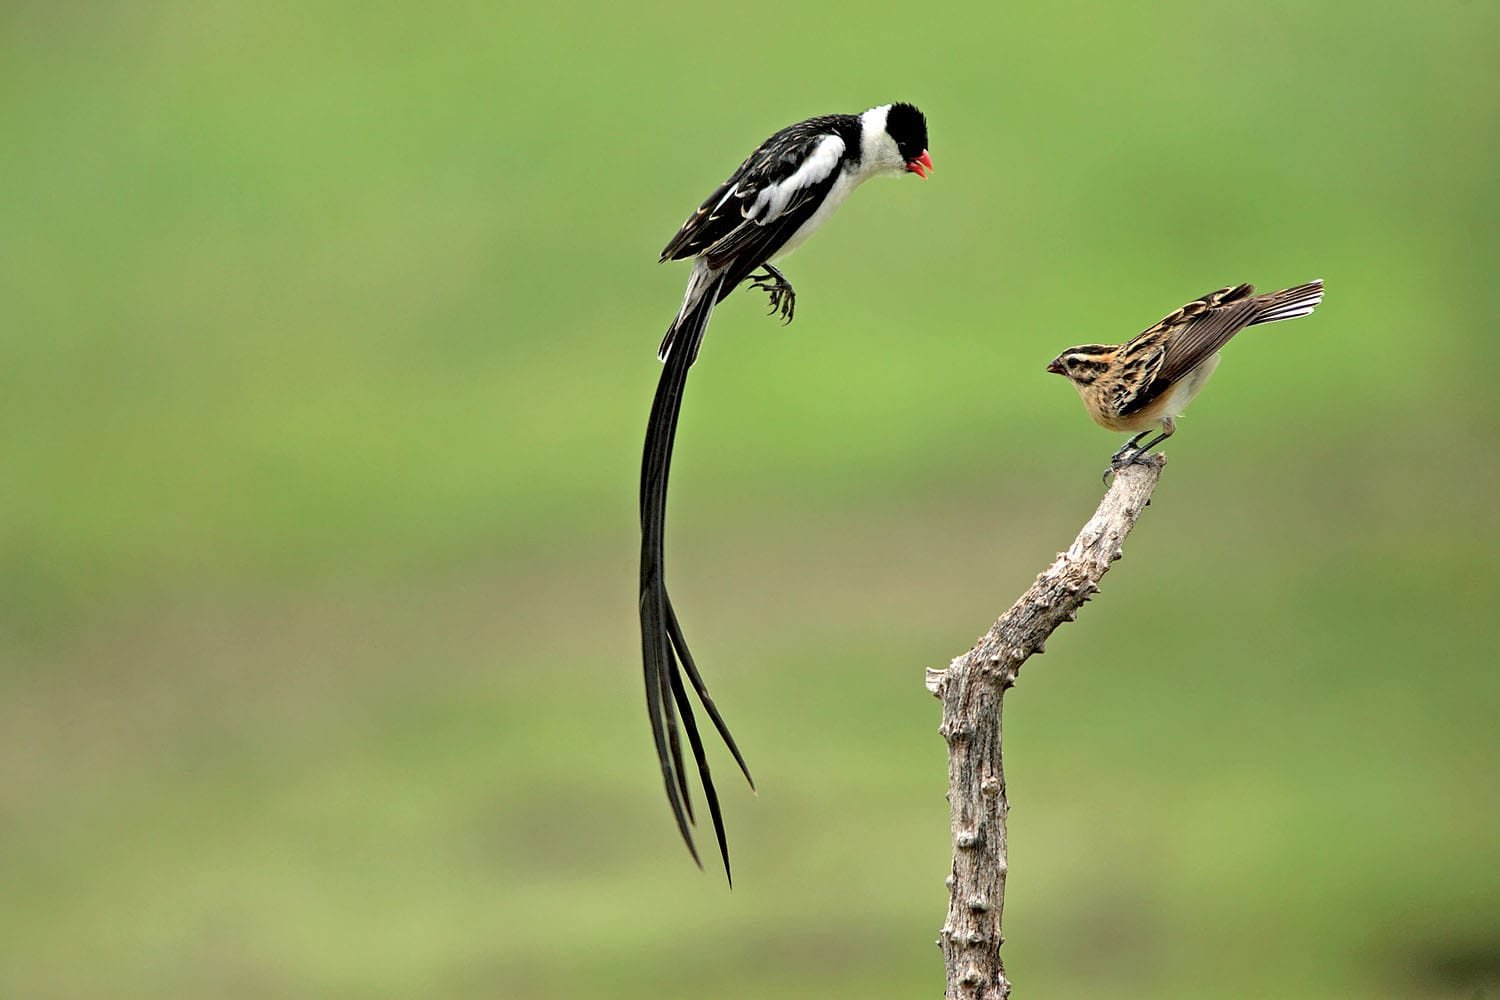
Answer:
[{"left": 1251, "top": 279, "right": 1325, "bottom": 326}]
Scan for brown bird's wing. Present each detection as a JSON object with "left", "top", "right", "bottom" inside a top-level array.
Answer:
[{"left": 1118, "top": 284, "right": 1260, "bottom": 415}]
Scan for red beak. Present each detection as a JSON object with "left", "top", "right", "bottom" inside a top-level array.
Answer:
[
  {"left": 1046, "top": 359, "right": 1065, "bottom": 374},
  {"left": 906, "top": 149, "right": 934, "bottom": 179}
]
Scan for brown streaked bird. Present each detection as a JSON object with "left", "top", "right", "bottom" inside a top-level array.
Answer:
[{"left": 1046, "top": 280, "right": 1325, "bottom": 470}]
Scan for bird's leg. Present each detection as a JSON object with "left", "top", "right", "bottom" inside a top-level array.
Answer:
[
  {"left": 1108, "top": 431, "right": 1153, "bottom": 466},
  {"left": 1103, "top": 423, "right": 1173, "bottom": 482},
  {"left": 748, "top": 264, "right": 796, "bottom": 325},
  {"left": 1131, "top": 430, "right": 1172, "bottom": 456}
]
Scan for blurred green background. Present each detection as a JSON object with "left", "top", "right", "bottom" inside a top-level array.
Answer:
[{"left": 3, "top": 2, "right": 1496, "bottom": 997}]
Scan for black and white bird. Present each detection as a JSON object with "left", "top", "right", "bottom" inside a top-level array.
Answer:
[{"left": 640, "top": 103, "right": 932, "bottom": 881}]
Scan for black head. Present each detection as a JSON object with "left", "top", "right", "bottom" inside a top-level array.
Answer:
[{"left": 885, "top": 102, "right": 928, "bottom": 163}]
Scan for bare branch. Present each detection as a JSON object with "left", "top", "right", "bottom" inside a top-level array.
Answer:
[{"left": 925, "top": 456, "right": 1165, "bottom": 999}]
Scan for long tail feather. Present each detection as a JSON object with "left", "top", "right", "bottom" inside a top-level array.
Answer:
[
  {"left": 640, "top": 278, "right": 750, "bottom": 882},
  {"left": 665, "top": 596, "right": 754, "bottom": 788}
]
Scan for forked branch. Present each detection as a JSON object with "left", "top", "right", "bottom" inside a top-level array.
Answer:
[{"left": 924, "top": 456, "right": 1165, "bottom": 999}]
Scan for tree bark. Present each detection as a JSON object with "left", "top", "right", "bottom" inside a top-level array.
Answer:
[{"left": 925, "top": 456, "right": 1165, "bottom": 998}]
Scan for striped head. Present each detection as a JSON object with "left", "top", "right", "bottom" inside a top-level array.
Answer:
[{"left": 1045, "top": 345, "right": 1117, "bottom": 387}]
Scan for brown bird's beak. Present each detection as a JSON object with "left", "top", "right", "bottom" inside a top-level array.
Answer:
[
  {"left": 1046, "top": 358, "right": 1065, "bottom": 374},
  {"left": 906, "top": 150, "right": 934, "bottom": 178}
]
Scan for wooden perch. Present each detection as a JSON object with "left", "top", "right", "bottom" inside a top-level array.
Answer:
[{"left": 924, "top": 455, "right": 1166, "bottom": 999}]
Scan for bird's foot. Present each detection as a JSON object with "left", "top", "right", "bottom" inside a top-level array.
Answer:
[
  {"left": 1102, "top": 433, "right": 1159, "bottom": 483},
  {"left": 748, "top": 265, "right": 796, "bottom": 325}
]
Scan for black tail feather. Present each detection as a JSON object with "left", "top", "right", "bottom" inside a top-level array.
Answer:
[
  {"left": 665, "top": 596, "right": 754, "bottom": 788},
  {"left": 666, "top": 641, "right": 730, "bottom": 883},
  {"left": 662, "top": 666, "right": 695, "bottom": 827},
  {"left": 641, "top": 571, "right": 698, "bottom": 866},
  {"left": 640, "top": 280, "right": 751, "bottom": 882}
]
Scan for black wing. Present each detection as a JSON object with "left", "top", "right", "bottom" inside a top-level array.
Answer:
[{"left": 659, "top": 115, "right": 855, "bottom": 266}]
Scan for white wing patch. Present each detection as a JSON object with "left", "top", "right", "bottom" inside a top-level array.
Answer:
[
  {"left": 744, "top": 135, "right": 845, "bottom": 225},
  {"left": 711, "top": 184, "right": 738, "bottom": 214}
]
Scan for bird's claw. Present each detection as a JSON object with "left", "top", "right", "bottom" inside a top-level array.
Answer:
[
  {"left": 1102, "top": 455, "right": 1131, "bottom": 485},
  {"left": 749, "top": 267, "right": 796, "bottom": 325},
  {"left": 1102, "top": 435, "right": 1158, "bottom": 483},
  {"left": 1102, "top": 449, "right": 1163, "bottom": 484}
]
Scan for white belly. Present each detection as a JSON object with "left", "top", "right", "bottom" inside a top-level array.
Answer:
[
  {"left": 1158, "top": 352, "right": 1221, "bottom": 419},
  {"left": 772, "top": 169, "right": 861, "bottom": 260}
]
